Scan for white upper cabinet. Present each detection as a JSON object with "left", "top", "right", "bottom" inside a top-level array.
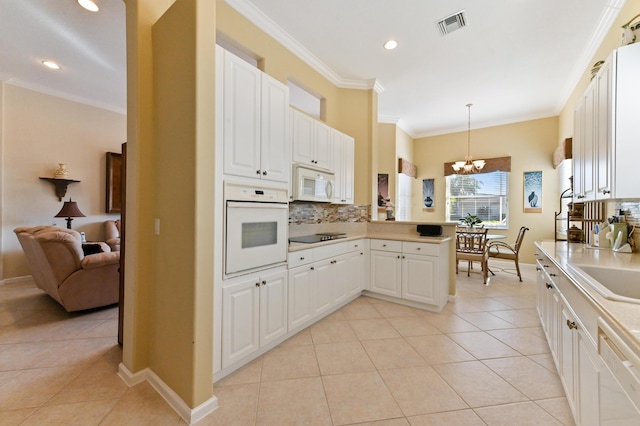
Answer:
[
  {"left": 221, "top": 49, "right": 289, "bottom": 183},
  {"left": 291, "top": 108, "right": 333, "bottom": 172},
  {"left": 332, "top": 130, "right": 355, "bottom": 204},
  {"left": 574, "top": 43, "right": 640, "bottom": 200}
]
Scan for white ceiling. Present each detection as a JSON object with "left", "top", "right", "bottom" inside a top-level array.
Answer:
[
  {"left": 0, "top": 0, "right": 126, "bottom": 114},
  {"left": 0, "top": 0, "right": 626, "bottom": 136}
]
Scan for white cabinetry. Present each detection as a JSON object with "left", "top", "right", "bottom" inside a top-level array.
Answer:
[
  {"left": 221, "top": 269, "right": 287, "bottom": 368},
  {"left": 535, "top": 248, "right": 602, "bottom": 426},
  {"left": 369, "top": 239, "right": 449, "bottom": 311},
  {"left": 221, "top": 48, "right": 289, "bottom": 183},
  {"left": 287, "top": 240, "right": 365, "bottom": 332},
  {"left": 291, "top": 108, "right": 333, "bottom": 171},
  {"left": 573, "top": 43, "right": 640, "bottom": 200},
  {"left": 333, "top": 130, "right": 355, "bottom": 204}
]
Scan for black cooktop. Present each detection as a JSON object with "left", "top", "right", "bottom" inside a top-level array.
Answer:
[{"left": 289, "top": 233, "right": 347, "bottom": 244}]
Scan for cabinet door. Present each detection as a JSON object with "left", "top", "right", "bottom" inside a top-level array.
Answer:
[
  {"left": 582, "top": 83, "right": 597, "bottom": 201},
  {"left": 314, "top": 121, "right": 333, "bottom": 171},
  {"left": 595, "top": 58, "right": 613, "bottom": 200},
  {"left": 577, "top": 329, "right": 601, "bottom": 426},
  {"left": 332, "top": 130, "right": 345, "bottom": 203},
  {"left": 370, "top": 250, "right": 402, "bottom": 297},
  {"left": 291, "top": 109, "right": 315, "bottom": 167},
  {"left": 342, "top": 135, "right": 355, "bottom": 204},
  {"left": 223, "top": 51, "right": 261, "bottom": 179},
  {"left": 313, "top": 260, "right": 334, "bottom": 317},
  {"left": 288, "top": 266, "right": 313, "bottom": 330},
  {"left": 222, "top": 277, "right": 260, "bottom": 368},
  {"left": 402, "top": 253, "right": 437, "bottom": 304},
  {"left": 332, "top": 255, "right": 349, "bottom": 305},
  {"left": 560, "top": 303, "right": 577, "bottom": 412},
  {"left": 260, "top": 74, "right": 290, "bottom": 183},
  {"left": 259, "top": 270, "right": 288, "bottom": 347},
  {"left": 333, "top": 131, "right": 355, "bottom": 204},
  {"left": 573, "top": 100, "right": 585, "bottom": 198},
  {"left": 347, "top": 250, "right": 365, "bottom": 296}
]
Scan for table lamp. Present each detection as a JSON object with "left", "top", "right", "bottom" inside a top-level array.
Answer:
[{"left": 55, "top": 198, "right": 85, "bottom": 229}]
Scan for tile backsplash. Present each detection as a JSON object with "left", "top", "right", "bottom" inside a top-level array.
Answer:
[{"left": 289, "top": 202, "right": 370, "bottom": 225}]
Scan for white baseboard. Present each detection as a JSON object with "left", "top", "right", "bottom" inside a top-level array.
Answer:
[{"left": 118, "top": 363, "right": 218, "bottom": 424}]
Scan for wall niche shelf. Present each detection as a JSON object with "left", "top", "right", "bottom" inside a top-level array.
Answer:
[{"left": 39, "top": 177, "right": 80, "bottom": 201}]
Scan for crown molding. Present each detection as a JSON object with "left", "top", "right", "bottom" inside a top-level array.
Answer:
[
  {"left": 555, "top": 0, "right": 626, "bottom": 113},
  {"left": 225, "top": 0, "right": 381, "bottom": 91}
]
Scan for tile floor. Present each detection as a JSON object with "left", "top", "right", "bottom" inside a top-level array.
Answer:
[{"left": 0, "top": 265, "right": 575, "bottom": 425}]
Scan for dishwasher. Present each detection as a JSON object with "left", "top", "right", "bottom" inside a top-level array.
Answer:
[{"left": 598, "top": 317, "right": 640, "bottom": 424}]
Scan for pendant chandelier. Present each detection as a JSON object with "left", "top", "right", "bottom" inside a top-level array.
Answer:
[{"left": 452, "top": 103, "right": 485, "bottom": 174}]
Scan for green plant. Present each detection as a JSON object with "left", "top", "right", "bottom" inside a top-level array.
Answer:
[{"left": 460, "top": 213, "right": 483, "bottom": 228}]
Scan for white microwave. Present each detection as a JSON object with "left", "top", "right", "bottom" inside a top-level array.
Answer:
[{"left": 292, "top": 165, "right": 334, "bottom": 202}]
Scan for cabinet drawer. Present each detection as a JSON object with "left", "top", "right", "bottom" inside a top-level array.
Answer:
[
  {"left": 348, "top": 239, "right": 365, "bottom": 252},
  {"left": 288, "top": 249, "right": 314, "bottom": 269},
  {"left": 314, "top": 241, "right": 348, "bottom": 261},
  {"left": 402, "top": 241, "right": 440, "bottom": 256},
  {"left": 370, "top": 239, "right": 402, "bottom": 252}
]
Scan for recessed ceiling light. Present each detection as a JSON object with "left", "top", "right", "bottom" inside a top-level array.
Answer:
[
  {"left": 77, "top": 0, "right": 99, "bottom": 12},
  {"left": 42, "top": 60, "right": 61, "bottom": 70},
  {"left": 383, "top": 40, "right": 398, "bottom": 50}
]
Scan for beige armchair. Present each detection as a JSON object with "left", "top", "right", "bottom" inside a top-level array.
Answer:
[
  {"left": 14, "top": 226, "right": 120, "bottom": 312},
  {"left": 104, "top": 219, "right": 121, "bottom": 251}
]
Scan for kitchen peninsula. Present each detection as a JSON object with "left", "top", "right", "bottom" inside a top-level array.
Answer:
[{"left": 217, "top": 221, "right": 456, "bottom": 381}]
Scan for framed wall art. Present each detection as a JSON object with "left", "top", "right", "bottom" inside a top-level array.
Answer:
[
  {"left": 523, "top": 170, "right": 542, "bottom": 213},
  {"left": 422, "top": 178, "right": 435, "bottom": 211},
  {"left": 377, "top": 173, "right": 389, "bottom": 210},
  {"left": 105, "top": 152, "right": 122, "bottom": 213}
]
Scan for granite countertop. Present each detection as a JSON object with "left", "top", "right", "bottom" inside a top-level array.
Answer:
[{"left": 535, "top": 240, "right": 640, "bottom": 354}]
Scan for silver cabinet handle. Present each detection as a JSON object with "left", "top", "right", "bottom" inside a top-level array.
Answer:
[
  {"left": 255, "top": 282, "right": 260, "bottom": 288},
  {"left": 262, "top": 171, "right": 267, "bottom": 176},
  {"left": 262, "top": 280, "right": 267, "bottom": 286},
  {"left": 256, "top": 170, "right": 261, "bottom": 175},
  {"left": 566, "top": 320, "right": 577, "bottom": 330}
]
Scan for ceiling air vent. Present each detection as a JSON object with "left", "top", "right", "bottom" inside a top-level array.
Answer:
[{"left": 437, "top": 10, "right": 467, "bottom": 36}]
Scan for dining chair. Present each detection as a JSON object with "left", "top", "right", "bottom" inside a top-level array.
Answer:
[
  {"left": 455, "top": 228, "right": 490, "bottom": 285},
  {"left": 488, "top": 226, "right": 530, "bottom": 281}
]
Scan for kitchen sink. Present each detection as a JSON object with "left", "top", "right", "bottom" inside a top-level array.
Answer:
[{"left": 568, "top": 264, "right": 640, "bottom": 304}]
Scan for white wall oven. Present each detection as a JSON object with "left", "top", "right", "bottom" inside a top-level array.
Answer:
[{"left": 224, "top": 182, "right": 288, "bottom": 276}]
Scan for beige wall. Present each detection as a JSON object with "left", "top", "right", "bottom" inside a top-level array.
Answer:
[
  {"left": 1, "top": 83, "right": 125, "bottom": 278},
  {"left": 378, "top": 123, "right": 396, "bottom": 211},
  {"left": 412, "top": 117, "right": 559, "bottom": 264}
]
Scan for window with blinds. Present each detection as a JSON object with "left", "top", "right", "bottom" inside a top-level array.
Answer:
[{"left": 446, "top": 171, "right": 509, "bottom": 229}]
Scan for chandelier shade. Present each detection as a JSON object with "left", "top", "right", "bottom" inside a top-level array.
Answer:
[{"left": 452, "top": 104, "right": 485, "bottom": 174}]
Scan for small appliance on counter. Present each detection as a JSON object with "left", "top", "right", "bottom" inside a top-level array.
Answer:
[
  {"left": 416, "top": 224, "right": 442, "bottom": 237},
  {"left": 289, "top": 232, "right": 347, "bottom": 244}
]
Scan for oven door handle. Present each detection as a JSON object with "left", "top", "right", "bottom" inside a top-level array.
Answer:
[{"left": 227, "top": 201, "right": 288, "bottom": 210}]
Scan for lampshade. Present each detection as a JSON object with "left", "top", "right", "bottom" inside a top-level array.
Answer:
[
  {"left": 55, "top": 199, "right": 85, "bottom": 229},
  {"left": 452, "top": 104, "right": 485, "bottom": 174}
]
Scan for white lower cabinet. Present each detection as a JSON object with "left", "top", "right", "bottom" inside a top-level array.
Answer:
[
  {"left": 287, "top": 240, "right": 365, "bottom": 331},
  {"left": 536, "top": 247, "right": 602, "bottom": 426},
  {"left": 370, "top": 250, "right": 402, "bottom": 297},
  {"left": 369, "top": 239, "right": 449, "bottom": 310},
  {"left": 222, "top": 269, "right": 287, "bottom": 368},
  {"left": 287, "top": 265, "right": 313, "bottom": 330}
]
